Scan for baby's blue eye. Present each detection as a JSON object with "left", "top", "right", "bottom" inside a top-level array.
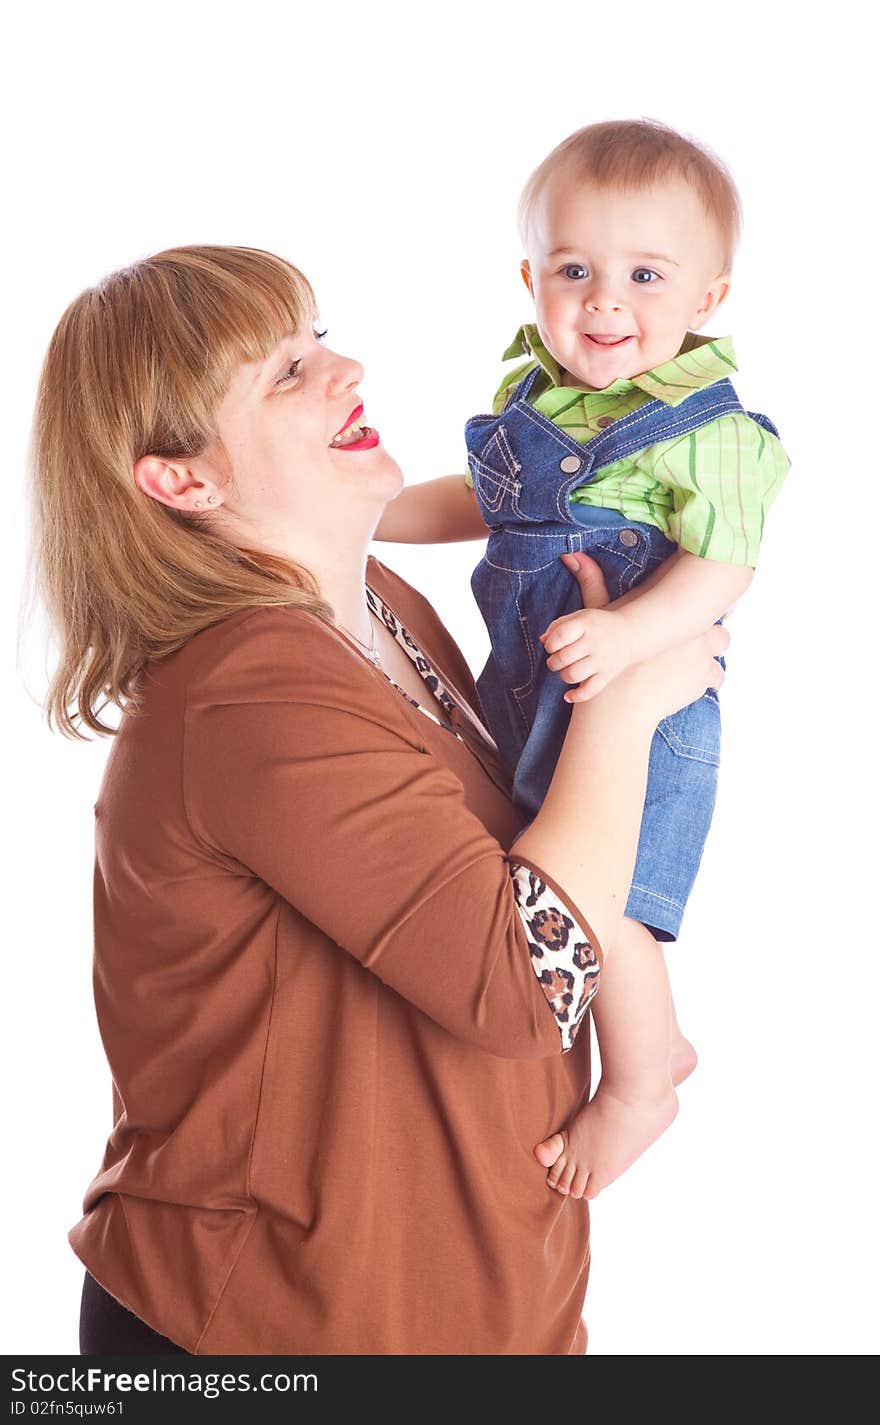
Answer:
[
  {"left": 632, "top": 268, "right": 659, "bottom": 284},
  {"left": 563, "top": 263, "right": 588, "bottom": 280}
]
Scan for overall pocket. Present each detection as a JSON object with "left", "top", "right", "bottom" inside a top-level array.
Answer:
[
  {"left": 572, "top": 519, "right": 672, "bottom": 602},
  {"left": 656, "top": 610, "right": 725, "bottom": 764},
  {"left": 657, "top": 690, "right": 721, "bottom": 765},
  {"left": 467, "top": 424, "right": 522, "bottom": 517}
]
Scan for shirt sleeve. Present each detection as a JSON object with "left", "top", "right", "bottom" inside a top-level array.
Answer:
[
  {"left": 183, "top": 609, "right": 601, "bottom": 1059},
  {"left": 507, "top": 858, "right": 600, "bottom": 1051},
  {"left": 653, "top": 413, "right": 791, "bottom": 566}
]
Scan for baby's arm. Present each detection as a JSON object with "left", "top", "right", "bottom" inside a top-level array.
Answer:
[
  {"left": 615, "top": 550, "right": 751, "bottom": 658},
  {"left": 374, "top": 476, "right": 490, "bottom": 544},
  {"left": 544, "top": 551, "right": 752, "bottom": 703}
]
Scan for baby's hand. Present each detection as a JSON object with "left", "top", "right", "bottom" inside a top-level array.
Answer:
[{"left": 540, "top": 607, "right": 634, "bottom": 703}]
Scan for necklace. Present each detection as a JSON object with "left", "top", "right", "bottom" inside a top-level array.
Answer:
[{"left": 344, "top": 612, "right": 383, "bottom": 669}]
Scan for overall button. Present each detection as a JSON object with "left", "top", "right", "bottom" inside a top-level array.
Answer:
[
  {"left": 596, "top": 416, "right": 614, "bottom": 429},
  {"left": 559, "top": 455, "right": 581, "bottom": 474},
  {"left": 618, "top": 529, "right": 639, "bottom": 547}
]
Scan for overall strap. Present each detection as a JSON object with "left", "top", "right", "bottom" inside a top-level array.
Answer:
[
  {"left": 502, "top": 362, "right": 543, "bottom": 408},
  {"left": 748, "top": 410, "right": 780, "bottom": 438},
  {"left": 583, "top": 377, "right": 746, "bottom": 475}
]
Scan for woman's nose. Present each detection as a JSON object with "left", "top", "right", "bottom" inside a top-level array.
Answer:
[{"left": 326, "top": 351, "right": 364, "bottom": 394}]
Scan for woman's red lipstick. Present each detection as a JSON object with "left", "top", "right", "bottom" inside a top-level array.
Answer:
[
  {"left": 330, "top": 402, "right": 381, "bottom": 451},
  {"left": 333, "top": 403, "right": 364, "bottom": 439}
]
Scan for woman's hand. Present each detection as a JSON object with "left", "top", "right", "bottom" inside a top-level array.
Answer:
[
  {"left": 620, "top": 624, "right": 728, "bottom": 724},
  {"left": 562, "top": 549, "right": 612, "bottom": 611}
]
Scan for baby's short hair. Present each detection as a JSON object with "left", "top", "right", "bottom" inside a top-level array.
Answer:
[{"left": 518, "top": 118, "right": 742, "bottom": 274}]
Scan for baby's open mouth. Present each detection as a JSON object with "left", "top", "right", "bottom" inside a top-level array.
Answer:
[{"left": 582, "top": 333, "right": 633, "bottom": 347}]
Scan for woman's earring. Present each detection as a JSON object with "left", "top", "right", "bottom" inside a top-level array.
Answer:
[
  {"left": 195, "top": 501, "right": 203, "bottom": 508},
  {"left": 207, "top": 496, "right": 218, "bottom": 505}
]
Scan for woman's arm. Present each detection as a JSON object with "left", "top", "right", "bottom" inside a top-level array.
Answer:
[
  {"left": 514, "top": 553, "right": 729, "bottom": 954},
  {"left": 374, "top": 475, "right": 490, "bottom": 543},
  {"left": 185, "top": 573, "right": 724, "bottom": 1058},
  {"left": 185, "top": 608, "right": 595, "bottom": 1061}
]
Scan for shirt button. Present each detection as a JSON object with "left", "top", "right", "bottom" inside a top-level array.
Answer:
[
  {"left": 619, "top": 529, "right": 639, "bottom": 548},
  {"left": 559, "top": 455, "right": 581, "bottom": 474},
  {"left": 596, "top": 416, "right": 614, "bottom": 429}
]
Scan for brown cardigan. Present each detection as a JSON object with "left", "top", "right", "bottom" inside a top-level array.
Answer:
[{"left": 69, "top": 556, "right": 600, "bottom": 1354}]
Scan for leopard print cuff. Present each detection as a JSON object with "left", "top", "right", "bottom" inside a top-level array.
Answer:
[{"left": 509, "top": 861, "right": 600, "bottom": 1052}]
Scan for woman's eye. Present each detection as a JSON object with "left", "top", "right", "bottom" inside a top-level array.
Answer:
[
  {"left": 632, "top": 268, "right": 660, "bottom": 284},
  {"left": 562, "top": 264, "right": 588, "bottom": 280},
  {"left": 276, "top": 359, "right": 302, "bottom": 386},
  {"left": 275, "top": 329, "right": 327, "bottom": 386}
]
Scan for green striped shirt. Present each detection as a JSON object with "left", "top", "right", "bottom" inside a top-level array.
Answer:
[{"left": 465, "top": 324, "right": 791, "bottom": 565}]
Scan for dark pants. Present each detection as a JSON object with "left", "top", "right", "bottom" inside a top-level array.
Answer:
[{"left": 79, "top": 1271, "right": 188, "bottom": 1355}]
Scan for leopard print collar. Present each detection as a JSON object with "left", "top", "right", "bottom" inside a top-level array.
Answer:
[{"left": 365, "top": 584, "right": 495, "bottom": 748}]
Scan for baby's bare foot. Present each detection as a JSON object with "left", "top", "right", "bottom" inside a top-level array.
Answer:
[
  {"left": 670, "top": 1033, "right": 698, "bottom": 1087},
  {"left": 534, "top": 1081, "right": 679, "bottom": 1200}
]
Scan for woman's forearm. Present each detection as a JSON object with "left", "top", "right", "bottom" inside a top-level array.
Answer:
[{"left": 512, "top": 684, "right": 655, "bottom": 958}]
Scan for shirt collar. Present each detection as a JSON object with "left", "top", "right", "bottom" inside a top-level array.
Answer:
[{"left": 502, "top": 324, "right": 738, "bottom": 407}]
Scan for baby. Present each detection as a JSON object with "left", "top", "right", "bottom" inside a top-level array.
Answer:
[{"left": 375, "top": 119, "right": 790, "bottom": 1201}]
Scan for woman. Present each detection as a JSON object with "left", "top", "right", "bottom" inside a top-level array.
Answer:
[{"left": 30, "top": 246, "right": 726, "bottom": 1354}]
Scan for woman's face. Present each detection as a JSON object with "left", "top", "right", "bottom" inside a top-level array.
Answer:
[{"left": 191, "top": 328, "right": 403, "bottom": 551}]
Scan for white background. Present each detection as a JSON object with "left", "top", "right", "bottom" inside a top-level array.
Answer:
[{"left": 4, "top": 0, "right": 877, "bottom": 1356}]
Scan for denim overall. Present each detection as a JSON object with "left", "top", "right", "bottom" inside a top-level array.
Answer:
[{"left": 466, "top": 366, "right": 780, "bottom": 940}]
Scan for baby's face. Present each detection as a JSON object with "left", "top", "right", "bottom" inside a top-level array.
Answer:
[{"left": 523, "top": 172, "right": 730, "bottom": 390}]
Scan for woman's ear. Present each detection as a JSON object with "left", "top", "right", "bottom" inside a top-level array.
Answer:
[
  {"left": 520, "top": 260, "right": 534, "bottom": 297},
  {"left": 133, "top": 455, "right": 216, "bottom": 513}
]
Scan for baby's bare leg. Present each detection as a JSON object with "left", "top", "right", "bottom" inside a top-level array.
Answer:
[
  {"left": 666, "top": 961, "right": 698, "bottom": 1086},
  {"left": 534, "top": 916, "right": 679, "bottom": 1199}
]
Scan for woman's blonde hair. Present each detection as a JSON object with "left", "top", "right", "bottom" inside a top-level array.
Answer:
[
  {"left": 518, "top": 118, "right": 743, "bottom": 274},
  {"left": 27, "top": 244, "right": 335, "bottom": 740}
]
